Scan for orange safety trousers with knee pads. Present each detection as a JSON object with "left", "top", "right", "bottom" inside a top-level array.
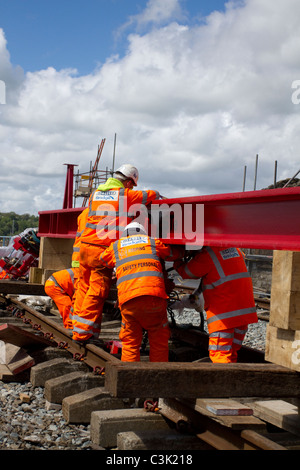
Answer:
[
  {"left": 72, "top": 243, "right": 112, "bottom": 342},
  {"left": 176, "top": 246, "right": 257, "bottom": 363},
  {"left": 99, "top": 234, "right": 181, "bottom": 361},
  {"left": 44, "top": 268, "right": 75, "bottom": 329},
  {"left": 120, "top": 296, "right": 170, "bottom": 362}
]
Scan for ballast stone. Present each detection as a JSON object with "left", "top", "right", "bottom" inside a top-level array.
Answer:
[{"left": 90, "top": 408, "right": 170, "bottom": 448}]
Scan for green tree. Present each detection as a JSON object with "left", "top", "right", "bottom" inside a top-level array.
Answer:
[{"left": 0, "top": 212, "right": 39, "bottom": 236}]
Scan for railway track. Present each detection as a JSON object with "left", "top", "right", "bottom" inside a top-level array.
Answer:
[{"left": 0, "top": 287, "right": 300, "bottom": 452}]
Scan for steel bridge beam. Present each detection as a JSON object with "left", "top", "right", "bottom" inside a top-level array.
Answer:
[{"left": 37, "top": 187, "right": 300, "bottom": 251}]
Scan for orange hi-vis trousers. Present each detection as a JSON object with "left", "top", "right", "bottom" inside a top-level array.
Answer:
[
  {"left": 119, "top": 295, "right": 170, "bottom": 362},
  {"left": 44, "top": 279, "right": 73, "bottom": 330},
  {"left": 72, "top": 243, "right": 112, "bottom": 342},
  {"left": 208, "top": 325, "right": 248, "bottom": 363}
]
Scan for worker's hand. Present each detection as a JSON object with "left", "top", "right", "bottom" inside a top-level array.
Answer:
[{"left": 173, "top": 259, "right": 184, "bottom": 271}]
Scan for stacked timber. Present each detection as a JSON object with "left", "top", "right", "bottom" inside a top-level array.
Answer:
[
  {"left": 29, "top": 237, "right": 73, "bottom": 284},
  {"left": 265, "top": 251, "right": 300, "bottom": 371}
]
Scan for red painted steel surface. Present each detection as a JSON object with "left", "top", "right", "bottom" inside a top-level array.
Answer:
[{"left": 38, "top": 187, "right": 300, "bottom": 251}]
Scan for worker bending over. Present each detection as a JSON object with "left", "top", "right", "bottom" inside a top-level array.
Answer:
[
  {"left": 174, "top": 246, "right": 257, "bottom": 363},
  {"left": 72, "top": 164, "right": 160, "bottom": 345},
  {"left": 44, "top": 268, "right": 75, "bottom": 330},
  {"left": 99, "top": 222, "right": 183, "bottom": 362}
]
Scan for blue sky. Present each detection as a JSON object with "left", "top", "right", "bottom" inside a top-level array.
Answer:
[
  {"left": 0, "top": 0, "right": 300, "bottom": 216},
  {"left": 0, "top": 0, "right": 227, "bottom": 75}
]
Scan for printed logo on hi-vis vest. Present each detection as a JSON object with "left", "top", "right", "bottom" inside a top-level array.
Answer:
[
  {"left": 220, "top": 248, "right": 239, "bottom": 260},
  {"left": 94, "top": 190, "right": 119, "bottom": 201},
  {"left": 121, "top": 236, "right": 148, "bottom": 247}
]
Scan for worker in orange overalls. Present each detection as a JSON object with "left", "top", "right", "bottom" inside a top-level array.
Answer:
[
  {"left": 44, "top": 268, "right": 75, "bottom": 330},
  {"left": 72, "top": 164, "right": 161, "bottom": 345},
  {"left": 69, "top": 208, "right": 89, "bottom": 327},
  {"left": 174, "top": 246, "right": 258, "bottom": 363},
  {"left": 98, "top": 222, "right": 184, "bottom": 362}
]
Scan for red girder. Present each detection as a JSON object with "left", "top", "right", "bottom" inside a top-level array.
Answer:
[{"left": 38, "top": 187, "right": 300, "bottom": 251}]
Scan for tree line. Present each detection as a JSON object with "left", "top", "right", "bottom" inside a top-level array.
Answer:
[{"left": 0, "top": 212, "right": 39, "bottom": 236}]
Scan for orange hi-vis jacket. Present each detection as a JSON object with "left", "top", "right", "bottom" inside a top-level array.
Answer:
[
  {"left": 72, "top": 208, "right": 88, "bottom": 269},
  {"left": 99, "top": 234, "right": 175, "bottom": 307},
  {"left": 176, "top": 246, "right": 257, "bottom": 334},
  {"left": 81, "top": 179, "right": 160, "bottom": 248}
]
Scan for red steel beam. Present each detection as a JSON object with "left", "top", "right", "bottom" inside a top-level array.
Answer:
[{"left": 37, "top": 187, "right": 300, "bottom": 251}]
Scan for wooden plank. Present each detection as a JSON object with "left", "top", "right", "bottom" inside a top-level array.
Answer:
[
  {"left": 270, "top": 251, "right": 300, "bottom": 330},
  {"left": 104, "top": 362, "right": 300, "bottom": 399},
  {"left": 203, "top": 399, "right": 253, "bottom": 416},
  {"left": 0, "top": 280, "right": 46, "bottom": 296},
  {"left": 0, "top": 364, "right": 14, "bottom": 380},
  {"left": 0, "top": 323, "right": 53, "bottom": 349},
  {"left": 265, "top": 325, "right": 300, "bottom": 372},
  {"left": 181, "top": 398, "right": 264, "bottom": 431},
  {"left": 0, "top": 342, "right": 35, "bottom": 374},
  {"left": 250, "top": 400, "right": 300, "bottom": 437}
]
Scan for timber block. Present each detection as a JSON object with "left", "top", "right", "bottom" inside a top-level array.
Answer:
[
  {"left": 265, "top": 324, "right": 300, "bottom": 372},
  {"left": 0, "top": 341, "right": 35, "bottom": 374},
  {"left": 44, "top": 371, "right": 104, "bottom": 404},
  {"left": 90, "top": 408, "right": 170, "bottom": 449},
  {"left": 250, "top": 400, "right": 300, "bottom": 436},
  {"left": 62, "top": 387, "right": 128, "bottom": 423},
  {"left": 117, "top": 429, "right": 211, "bottom": 450},
  {"left": 270, "top": 251, "right": 300, "bottom": 330},
  {"left": 30, "top": 357, "right": 89, "bottom": 387},
  {"left": 38, "top": 237, "right": 74, "bottom": 271},
  {"left": 29, "top": 267, "right": 43, "bottom": 284},
  {"left": 0, "top": 323, "right": 53, "bottom": 349},
  {"left": 105, "top": 362, "right": 300, "bottom": 399}
]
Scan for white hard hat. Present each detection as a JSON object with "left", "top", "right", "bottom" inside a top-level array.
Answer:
[
  {"left": 124, "top": 222, "right": 146, "bottom": 234},
  {"left": 115, "top": 164, "right": 139, "bottom": 186}
]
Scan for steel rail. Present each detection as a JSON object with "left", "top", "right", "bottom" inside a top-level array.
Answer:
[{"left": 8, "top": 298, "right": 120, "bottom": 370}]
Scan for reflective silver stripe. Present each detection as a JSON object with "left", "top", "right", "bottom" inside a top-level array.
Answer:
[
  {"left": 207, "top": 307, "right": 257, "bottom": 326},
  {"left": 233, "top": 337, "right": 244, "bottom": 346},
  {"left": 203, "top": 272, "right": 251, "bottom": 290},
  {"left": 202, "top": 247, "right": 250, "bottom": 290},
  {"left": 73, "top": 247, "right": 80, "bottom": 252},
  {"left": 86, "top": 222, "right": 126, "bottom": 232},
  {"left": 76, "top": 229, "right": 84, "bottom": 237},
  {"left": 116, "top": 253, "right": 160, "bottom": 268},
  {"left": 206, "top": 246, "right": 225, "bottom": 277},
  {"left": 66, "top": 268, "right": 75, "bottom": 284},
  {"left": 117, "top": 271, "right": 164, "bottom": 286},
  {"left": 209, "top": 331, "right": 234, "bottom": 338},
  {"left": 72, "top": 326, "right": 99, "bottom": 336},
  {"left": 235, "top": 327, "right": 248, "bottom": 335},
  {"left": 114, "top": 236, "right": 159, "bottom": 268},
  {"left": 99, "top": 254, "right": 112, "bottom": 268},
  {"left": 208, "top": 344, "right": 232, "bottom": 351},
  {"left": 48, "top": 275, "right": 64, "bottom": 292},
  {"left": 72, "top": 314, "right": 101, "bottom": 329},
  {"left": 183, "top": 264, "right": 199, "bottom": 279}
]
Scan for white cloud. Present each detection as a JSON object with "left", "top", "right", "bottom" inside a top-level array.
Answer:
[{"left": 0, "top": 0, "right": 300, "bottom": 217}]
